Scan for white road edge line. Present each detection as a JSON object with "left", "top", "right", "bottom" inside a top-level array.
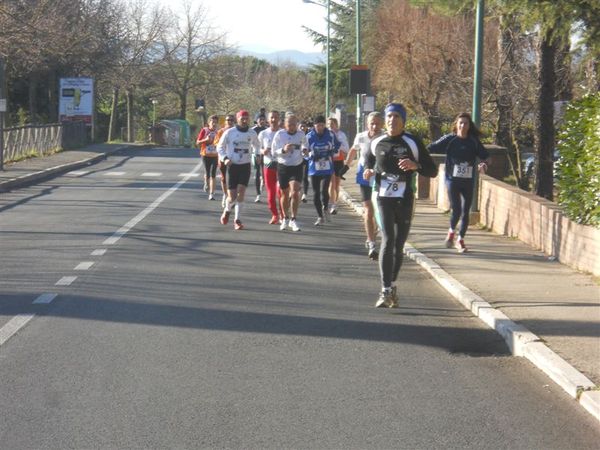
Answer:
[
  {"left": 103, "top": 162, "right": 203, "bottom": 246},
  {"left": 340, "top": 188, "right": 600, "bottom": 423}
]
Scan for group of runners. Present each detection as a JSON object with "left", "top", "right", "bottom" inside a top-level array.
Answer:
[
  {"left": 196, "top": 109, "right": 351, "bottom": 233},
  {"left": 196, "top": 105, "right": 489, "bottom": 308}
]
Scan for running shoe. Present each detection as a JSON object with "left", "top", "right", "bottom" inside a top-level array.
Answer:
[
  {"left": 388, "top": 286, "right": 399, "bottom": 308},
  {"left": 254, "top": 195, "right": 261, "bottom": 203},
  {"left": 444, "top": 231, "right": 455, "bottom": 248},
  {"left": 269, "top": 216, "right": 280, "bottom": 225},
  {"left": 375, "top": 290, "right": 393, "bottom": 308},
  {"left": 208, "top": 193, "right": 215, "bottom": 201},
  {"left": 368, "top": 248, "right": 379, "bottom": 260},
  {"left": 221, "top": 196, "right": 226, "bottom": 208},
  {"left": 290, "top": 219, "right": 301, "bottom": 232},
  {"left": 234, "top": 219, "right": 244, "bottom": 230},
  {"left": 220, "top": 210, "right": 230, "bottom": 225},
  {"left": 203, "top": 183, "right": 208, "bottom": 192},
  {"left": 301, "top": 193, "right": 307, "bottom": 203},
  {"left": 329, "top": 204, "right": 337, "bottom": 215},
  {"left": 314, "top": 217, "right": 325, "bottom": 226},
  {"left": 455, "top": 238, "right": 468, "bottom": 253},
  {"left": 323, "top": 207, "right": 331, "bottom": 223},
  {"left": 280, "top": 218, "right": 289, "bottom": 231}
]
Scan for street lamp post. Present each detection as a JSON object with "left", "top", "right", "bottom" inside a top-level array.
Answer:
[
  {"left": 152, "top": 99, "right": 157, "bottom": 128},
  {"left": 355, "top": 0, "right": 361, "bottom": 135},
  {"left": 303, "top": 0, "right": 330, "bottom": 117},
  {"left": 471, "top": 0, "right": 485, "bottom": 213}
]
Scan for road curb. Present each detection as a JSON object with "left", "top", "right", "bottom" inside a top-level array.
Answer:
[
  {"left": 0, "top": 144, "right": 137, "bottom": 193},
  {"left": 340, "top": 188, "right": 600, "bottom": 423}
]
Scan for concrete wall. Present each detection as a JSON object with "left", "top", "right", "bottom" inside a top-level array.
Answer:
[
  {"left": 421, "top": 162, "right": 600, "bottom": 276},
  {"left": 478, "top": 176, "right": 600, "bottom": 276}
]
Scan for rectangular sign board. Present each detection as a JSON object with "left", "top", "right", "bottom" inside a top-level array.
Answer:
[
  {"left": 59, "top": 78, "right": 93, "bottom": 125},
  {"left": 0, "top": 98, "right": 6, "bottom": 112}
]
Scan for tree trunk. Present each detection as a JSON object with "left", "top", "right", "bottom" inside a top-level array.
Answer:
[
  {"left": 108, "top": 87, "right": 119, "bottom": 142},
  {"left": 179, "top": 93, "right": 187, "bottom": 120},
  {"left": 28, "top": 72, "right": 38, "bottom": 124},
  {"left": 495, "top": 18, "right": 514, "bottom": 150},
  {"left": 534, "top": 33, "right": 556, "bottom": 201},
  {"left": 427, "top": 114, "right": 443, "bottom": 141},
  {"left": 555, "top": 39, "right": 573, "bottom": 101},
  {"left": 48, "top": 70, "right": 58, "bottom": 123},
  {"left": 126, "top": 87, "right": 134, "bottom": 142}
]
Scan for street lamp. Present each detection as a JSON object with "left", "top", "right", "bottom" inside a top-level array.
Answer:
[
  {"left": 152, "top": 99, "right": 158, "bottom": 128},
  {"left": 302, "top": 0, "right": 330, "bottom": 117}
]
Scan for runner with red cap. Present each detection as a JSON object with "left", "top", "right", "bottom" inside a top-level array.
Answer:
[{"left": 217, "top": 110, "right": 260, "bottom": 230}]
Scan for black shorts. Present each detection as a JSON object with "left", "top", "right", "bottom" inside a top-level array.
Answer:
[
  {"left": 202, "top": 156, "right": 218, "bottom": 178},
  {"left": 228, "top": 163, "right": 251, "bottom": 189},
  {"left": 333, "top": 160, "right": 345, "bottom": 177},
  {"left": 277, "top": 164, "right": 304, "bottom": 189},
  {"left": 360, "top": 184, "right": 372, "bottom": 202}
]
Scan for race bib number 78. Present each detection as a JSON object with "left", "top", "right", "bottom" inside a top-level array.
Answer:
[{"left": 379, "top": 178, "right": 406, "bottom": 198}]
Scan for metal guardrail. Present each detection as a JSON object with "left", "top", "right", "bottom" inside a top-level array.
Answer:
[{"left": 1, "top": 121, "right": 87, "bottom": 164}]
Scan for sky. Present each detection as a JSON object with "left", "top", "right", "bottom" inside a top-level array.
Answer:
[{"left": 159, "top": 0, "right": 328, "bottom": 54}]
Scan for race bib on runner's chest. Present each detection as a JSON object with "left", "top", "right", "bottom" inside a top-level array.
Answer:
[
  {"left": 315, "top": 158, "right": 331, "bottom": 171},
  {"left": 206, "top": 144, "right": 217, "bottom": 154},
  {"left": 453, "top": 162, "right": 473, "bottom": 178},
  {"left": 379, "top": 175, "right": 406, "bottom": 198}
]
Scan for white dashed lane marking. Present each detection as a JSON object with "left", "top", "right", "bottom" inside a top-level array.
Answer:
[
  {"left": 55, "top": 276, "right": 77, "bottom": 286},
  {"left": 74, "top": 262, "right": 95, "bottom": 271},
  {"left": 0, "top": 314, "right": 36, "bottom": 346},
  {"left": 141, "top": 172, "right": 162, "bottom": 177},
  {"left": 66, "top": 170, "right": 90, "bottom": 177},
  {"left": 33, "top": 293, "right": 58, "bottom": 304},
  {"left": 91, "top": 249, "right": 107, "bottom": 256},
  {"left": 104, "top": 172, "right": 126, "bottom": 176},
  {"left": 179, "top": 173, "right": 200, "bottom": 177}
]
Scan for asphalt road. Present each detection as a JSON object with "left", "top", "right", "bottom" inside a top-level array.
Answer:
[{"left": 1, "top": 147, "right": 598, "bottom": 449}]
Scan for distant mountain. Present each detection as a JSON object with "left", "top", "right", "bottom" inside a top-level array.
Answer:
[{"left": 239, "top": 49, "right": 324, "bottom": 67}]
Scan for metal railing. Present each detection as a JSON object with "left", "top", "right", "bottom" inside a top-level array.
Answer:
[{"left": 1, "top": 121, "right": 87, "bottom": 164}]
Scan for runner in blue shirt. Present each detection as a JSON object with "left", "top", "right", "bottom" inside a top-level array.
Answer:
[{"left": 306, "top": 115, "right": 340, "bottom": 226}]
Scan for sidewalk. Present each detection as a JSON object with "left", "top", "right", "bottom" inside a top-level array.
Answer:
[
  {"left": 341, "top": 172, "right": 600, "bottom": 422},
  {"left": 0, "top": 143, "right": 140, "bottom": 192}
]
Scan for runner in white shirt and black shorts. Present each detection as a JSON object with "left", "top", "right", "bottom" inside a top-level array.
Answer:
[
  {"left": 217, "top": 109, "right": 260, "bottom": 230},
  {"left": 272, "top": 113, "right": 308, "bottom": 232}
]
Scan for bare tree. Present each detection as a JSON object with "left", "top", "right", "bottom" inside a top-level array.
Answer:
[
  {"left": 366, "top": 0, "right": 473, "bottom": 140},
  {"left": 157, "top": 1, "right": 229, "bottom": 120}
]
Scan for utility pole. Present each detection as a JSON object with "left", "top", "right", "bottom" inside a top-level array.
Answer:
[
  {"left": 355, "top": 0, "right": 362, "bottom": 135},
  {"left": 0, "top": 57, "right": 6, "bottom": 171},
  {"left": 471, "top": 0, "right": 485, "bottom": 212}
]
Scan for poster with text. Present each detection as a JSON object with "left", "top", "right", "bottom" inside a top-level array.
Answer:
[{"left": 59, "top": 78, "right": 94, "bottom": 125}]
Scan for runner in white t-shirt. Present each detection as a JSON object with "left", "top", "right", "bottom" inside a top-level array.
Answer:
[{"left": 272, "top": 114, "right": 308, "bottom": 232}]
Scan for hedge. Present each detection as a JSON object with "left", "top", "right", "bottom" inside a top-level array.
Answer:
[{"left": 556, "top": 92, "right": 600, "bottom": 227}]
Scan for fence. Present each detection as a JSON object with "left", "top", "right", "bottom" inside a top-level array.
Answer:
[{"left": 1, "top": 121, "right": 87, "bottom": 164}]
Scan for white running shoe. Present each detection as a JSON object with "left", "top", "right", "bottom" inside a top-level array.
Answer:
[
  {"left": 254, "top": 195, "right": 261, "bottom": 203},
  {"left": 208, "top": 193, "right": 215, "bottom": 201},
  {"left": 280, "top": 218, "right": 289, "bottom": 231},
  {"left": 314, "top": 217, "right": 325, "bottom": 226},
  {"left": 290, "top": 219, "right": 301, "bottom": 232},
  {"left": 221, "top": 196, "right": 226, "bottom": 208},
  {"left": 301, "top": 193, "right": 307, "bottom": 203},
  {"left": 329, "top": 204, "right": 337, "bottom": 215}
]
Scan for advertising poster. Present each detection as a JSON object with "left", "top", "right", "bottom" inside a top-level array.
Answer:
[{"left": 59, "top": 78, "right": 94, "bottom": 125}]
